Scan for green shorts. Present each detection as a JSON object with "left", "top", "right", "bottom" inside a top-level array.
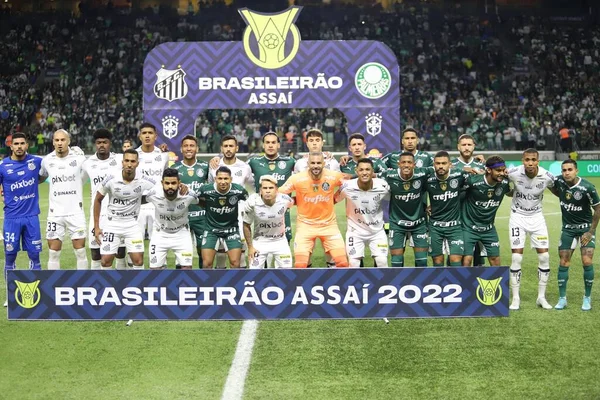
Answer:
[
  {"left": 189, "top": 218, "right": 205, "bottom": 248},
  {"left": 428, "top": 223, "right": 464, "bottom": 257},
  {"left": 388, "top": 223, "right": 428, "bottom": 250},
  {"left": 202, "top": 229, "right": 242, "bottom": 251},
  {"left": 559, "top": 229, "right": 596, "bottom": 251},
  {"left": 463, "top": 227, "right": 500, "bottom": 257}
]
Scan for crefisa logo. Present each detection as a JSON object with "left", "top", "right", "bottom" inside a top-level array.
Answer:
[{"left": 239, "top": 6, "right": 302, "bottom": 70}]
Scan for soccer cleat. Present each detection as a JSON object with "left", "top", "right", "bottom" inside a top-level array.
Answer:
[
  {"left": 582, "top": 296, "right": 592, "bottom": 311},
  {"left": 536, "top": 297, "right": 552, "bottom": 310},
  {"left": 509, "top": 298, "right": 520, "bottom": 310},
  {"left": 555, "top": 297, "right": 568, "bottom": 310}
]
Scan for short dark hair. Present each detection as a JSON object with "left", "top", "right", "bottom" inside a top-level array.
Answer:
[
  {"left": 562, "top": 159, "right": 578, "bottom": 168},
  {"left": 399, "top": 151, "right": 415, "bottom": 159},
  {"left": 139, "top": 122, "right": 157, "bottom": 132},
  {"left": 434, "top": 150, "right": 450, "bottom": 160},
  {"left": 348, "top": 133, "right": 365, "bottom": 144},
  {"left": 221, "top": 135, "right": 237, "bottom": 145},
  {"left": 523, "top": 148, "right": 539, "bottom": 157},
  {"left": 123, "top": 139, "right": 132, "bottom": 145},
  {"left": 162, "top": 168, "right": 180, "bottom": 180},
  {"left": 356, "top": 158, "right": 373, "bottom": 168},
  {"left": 12, "top": 133, "right": 27, "bottom": 141},
  {"left": 485, "top": 155, "right": 505, "bottom": 169},
  {"left": 181, "top": 135, "right": 197, "bottom": 145},
  {"left": 402, "top": 128, "right": 419, "bottom": 138},
  {"left": 306, "top": 129, "right": 323, "bottom": 139},
  {"left": 262, "top": 131, "right": 280, "bottom": 143},
  {"left": 216, "top": 166, "right": 231, "bottom": 176},
  {"left": 93, "top": 128, "right": 112, "bottom": 141},
  {"left": 123, "top": 149, "right": 139, "bottom": 159}
]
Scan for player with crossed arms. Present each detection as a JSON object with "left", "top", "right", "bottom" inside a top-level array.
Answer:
[
  {"left": 335, "top": 158, "right": 390, "bottom": 267},
  {"left": 242, "top": 175, "right": 294, "bottom": 268}
]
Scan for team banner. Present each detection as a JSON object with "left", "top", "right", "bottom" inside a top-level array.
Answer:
[
  {"left": 143, "top": 6, "right": 400, "bottom": 157},
  {"left": 7, "top": 267, "right": 508, "bottom": 321}
]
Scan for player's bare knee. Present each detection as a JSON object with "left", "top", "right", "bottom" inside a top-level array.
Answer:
[
  {"left": 488, "top": 256, "right": 501, "bottom": 267},
  {"left": 90, "top": 249, "right": 101, "bottom": 261}
]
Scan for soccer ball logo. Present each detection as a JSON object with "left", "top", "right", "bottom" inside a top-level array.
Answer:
[{"left": 262, "top": 33, "right": 279, "bottom": 49}]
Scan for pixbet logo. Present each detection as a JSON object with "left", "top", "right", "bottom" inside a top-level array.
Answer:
[
  {"left": 10, "top": 177, "right": 35, "bottom": 191},
  {"left": 51, "top": 174, "right": 76, "bottom": 184}
]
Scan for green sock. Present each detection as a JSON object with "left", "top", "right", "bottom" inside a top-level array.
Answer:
[
  {"left": 414, "top": 252, "right": 428, "bottom": 267},
  {"left": 391, "top": 255, "right": 404, "bottom": 268},
  {"left": 558, "top": 265, "right": 569, "bottom": 298},
  {"left": 584, "top": 265, "right": 594, "bottom": 297},
  {"left": 449, "top": 261, "right": 463, "bottom": 267}
]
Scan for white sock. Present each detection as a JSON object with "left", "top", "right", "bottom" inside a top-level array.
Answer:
[
  {"left": 48, "top": 249, "right": 61, "bottom": 270},
  {"left": 91, "top": 260, "right": 102, "bottom": 270},
  {"left": 374, "top": 256, "right": 389, "bottom": 267},
  {"left": 75, "top": 248, "right": 88, "bottom": 270},
  {"left": 132, "top": 265, "right": 144, "bottom": 270},
  {"left": 537, "top": 252, "right": 550, "bottom": 299},
  {"left": 115, "top": 258, "right": 127, "bottom": 270},
  {"left": 349, "top": 258, "right": 362, "bottom": 268},
  {"left": 101, "top": 266, "right": 113, "bottom": 271},
  {"left": 266, "top": 253, "right": 274, "bottom": 268},
  {"left": 510, "top": 253, "right": 523, "bottom": 300}
]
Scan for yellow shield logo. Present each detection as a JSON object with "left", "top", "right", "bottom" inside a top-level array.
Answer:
[
  {"left": 476, "top": 277, "right": 502, "bottom": 306},
  {"left": 15, "top": 280, "right": 41, "bottom": 309},
  {"left": 187, "top": 169, "right": 194, "bottom": 177},
  {"left": 566, "top": 192, "right": 572, "bottom": 200},
  {"left": 219, "top": 198, "right": 226, "bottom": 206},
  {"left": 269, "top": 163, "right": 275, "bottom": 171},
  {"left": 403, "top": 182, "right": 410, "bottom": 191},
  {"left": 239, "top": 7, "right": 302, "bottom": 70},
  {"left": 487, "top": 190, "right": 493, "bottom": 198},
  {"left": 440, "top": 182, "right": 447, "bottom": 191}
]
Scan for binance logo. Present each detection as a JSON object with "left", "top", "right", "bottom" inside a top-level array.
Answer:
[
  {"left": 15, "top": 280, "right": 41, "bottom": 309},
  {"left": 476, "top": 277, "right": 502, "bottom": 306},
  {"left": 239, "top": 7, "right": 302, "bottom": 69}
]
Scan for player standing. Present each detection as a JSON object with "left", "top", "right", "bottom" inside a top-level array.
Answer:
[
  {"left": 94, "top": 150, "right": 157, "bottom": 269},
  {"left": 145, "top": 168, "right": 200, "bottom": 270},
  {"left": 382, "top": 152, "right": 429, "bottom": 267},
  {"left": 39, "top": 129, "right": 88, "bottom": 270},
  {"left": 171, "top": 135, "right": 209, "bottom": 268},
  {"left": 551, "top": 159, "right": 600, "bottom": 311},
  {"left": 82, "top": 129, "right": 127, "bottom": 270},
  {"left": 294, "top": 129, "right": 340, "bottom": 172},
  {"left": 334, "top": 158, "right": 390, "bottom": 267},
  {"left": 280, "top": 152, "right": 348, "bottom": 268},
  {"left": 242, "top": 175, "right": 294, "bottom": 268},
  {"left": 507, "top": 148, "right": 555, "bottom": 310},
  {"left": 0, "top": 133, "right": 43, "bottom": 289},
  {"left": 461, "top": 156, "right": 510, "bottom": 267},
  {"left": 382, "top": 128, "right": 433, "bottom": 169},
  {"left": 198, "top": 166, "right": 249, "bottom": 269},
  {"left": 339, "top": 134, "right": 386, "bottom": 178}
]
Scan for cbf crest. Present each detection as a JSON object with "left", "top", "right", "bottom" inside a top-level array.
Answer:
[
  {"left": 239, "top": 6, "right": 302, "bottom": 70},
  {"left": 162, "top": 115, "right": 179, "bottom": 139},
  {"left": 365, "top": 113, "right": 382, "bottom": 137},
  {"left": 154, "top": 66, "right": 188, "bottom": 102}
]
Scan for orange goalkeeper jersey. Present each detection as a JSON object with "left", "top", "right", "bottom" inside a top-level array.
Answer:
[{"left": 279, "top": 169, "right": 345, "bottom": 226}]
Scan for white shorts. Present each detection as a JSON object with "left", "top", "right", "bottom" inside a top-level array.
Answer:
[
  {"left": 137, "top": 203, "right": 155, "bottom": 239},
  {"left": 90, "top": 216, "right": 125, "bottom": 250},
  {"left": 100, "top": 221, "right": 145, "bottom": 255},
  {"left": 346, "top": 229, "right": 389, "bottom": 259},
  {"left": 509, "top": 212, "right": 549, "bottom": 249},
  {"left": 46, "top": 213, "right": 87, "bottom": 241},
  {"left": 149, "top": 229, "right": 194, "bottom": 268},
  {"left": 249, "top": 237, "right": 292, "bottom": 269}
]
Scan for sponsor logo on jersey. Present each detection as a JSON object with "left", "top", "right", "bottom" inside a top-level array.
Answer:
[
  {"left": 51, "top": 174, "right": 76, "bottom": 184},
  {"left": 10, "top": 177, "right": 36, "bottom": 191}
]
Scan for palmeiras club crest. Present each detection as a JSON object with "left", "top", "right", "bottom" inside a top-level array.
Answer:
[
  {"left": 154, "top": 66, "right": 188, "bottom": 102},
  {"left": 365, "top": 112, "right": 382, "bottom": 137}
]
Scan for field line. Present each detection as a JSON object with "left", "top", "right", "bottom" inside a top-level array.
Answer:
[{"left": 221, "top": 320, "right": 259, "bottom": 400}]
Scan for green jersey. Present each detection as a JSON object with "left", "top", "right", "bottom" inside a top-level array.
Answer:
[
  {"left": 383, "top": 167, "right": 429, "bottom": 227},
  {"left": 462, "top": 174, "right": 510, "bottom": 231},
  {"left": 340, "top": 157, "right": 386, "bottom": 178},
  {"left": 426, "top": 169, "right": 468, "bottom": 225},
  {"left": 198, "top": 183, "right": 248, "bottom": 235},
  {"left": 382, "top": 150, "right": 433, "bottom": 169},
  {"left": 452, "top": 157, "right": 485, "bottom": 170},
  {"left": 171, "top": 161, "right": 209, "bottom": 222},
  {"left": 247, "top": 154, "right": 295, "bottom": 191},
  {"left": 554, "top": 176, "right": 600, "bottom": 230}
]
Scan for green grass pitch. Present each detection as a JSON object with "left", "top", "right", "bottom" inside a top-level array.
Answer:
[{"left": 1, "top": 179, "right": 600, "bottom": 399}]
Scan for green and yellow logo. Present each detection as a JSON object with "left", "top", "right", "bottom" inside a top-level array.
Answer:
[
  {"left": 239, "top": 6, "right": 302, "bottom": 70},
  {"left": 476, "top": 277, "right": 502, "bottom": 306},
  {"left": 15, "top": 280, "right": 41, "bottom": 309},
  {"left": 355, "top": 62, "right": 392, "bottom": 99}
]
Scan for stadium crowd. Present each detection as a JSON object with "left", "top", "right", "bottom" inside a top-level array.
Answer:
[{"left": 1, "top": 2, "right": 600, "bottom": 154}]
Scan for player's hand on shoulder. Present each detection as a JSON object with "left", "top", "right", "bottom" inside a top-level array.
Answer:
[
  {"left": 159, "top": 143, "right": 169, "bottom": 153},
  {"left": 339, "top": 155, "right": 350, "bottom": 166},
  {"left": 209, "top": 157, "right": 220, "bottom": 170},
  {"left": 474, "top": 154, "right": 485, "bottom": 164},
  {"left": 178, "top": 183, "right": 189, "bottom": 195}
]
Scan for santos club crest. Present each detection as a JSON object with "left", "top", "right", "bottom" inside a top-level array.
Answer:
[{"left": 154, "top": 66, "right": 188, "bottom": 102}]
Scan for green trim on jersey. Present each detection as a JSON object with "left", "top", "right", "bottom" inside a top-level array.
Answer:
[
  {"left": 171, "top": 160, "right": 210, "bottom": 223},
  {"left": 382, "top": 167, "right": 429, "bottom": 227},
  {"left": 199, "top": 183, "right": 248, "bottom": 236},
  {"left": 555, "top": 176, "right": 600, "bottom": 230},
  {"left": 382, "top": 150, "right": 433, "bottom": 169},
  {"left": 247, "top": 155, "right": 295, "bottom": 192},
  {"left": 426, "top": 169, "right": 468, "bottom": 225},
  {"left": 462, "top": 174, "right": 510, "bottom": 231},
  {"left": 340, "top": 157, "right": 386, "bottom": 178}
]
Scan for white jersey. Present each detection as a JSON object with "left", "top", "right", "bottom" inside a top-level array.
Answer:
[
  {"left": 294, "top": 152, "right": 340, "bottom": 173},
  {"left": 98, "top": 174, "right": 156, "bottom": 222},
  {"left": 146, "top": 192, "right": 199, "bottom": 233},
  {"left": 336, "top": 178, "right": 390, "bottom": 235},
  {"left": 82, "top": 152, "right": 122, "bottom": 216},
  {"left": 136, "top": 146, "right": 169, "bottom": 181},
  {"left": 209, "top": 157, "right": 254, "bottom": 187},
  {"left": 508, "top": 165, "right": 555, "bottom": 216},
  {"left": 40, "top": 149, "right": 87, "bottom": 217},
  {"left": 242, "top": 193, "right": 293, "bottom": 240}
]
